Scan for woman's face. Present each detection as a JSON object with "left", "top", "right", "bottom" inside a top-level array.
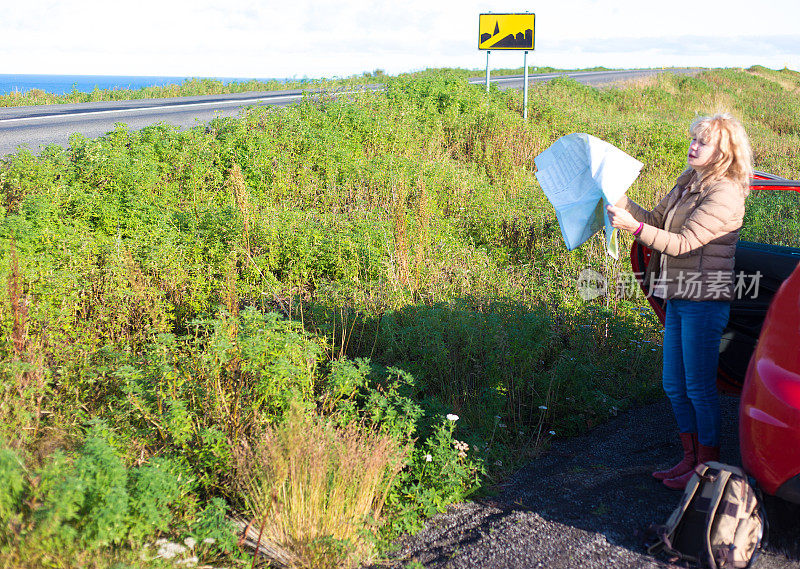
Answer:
[{"left": 687, "top": 130, "right": 718, "bottom": 170}]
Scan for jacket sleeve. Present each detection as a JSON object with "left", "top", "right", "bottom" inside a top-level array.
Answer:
[
  {"left": 618, "top": 168, "right": 693, "bottom": 229},
  {"left": 618, "top": 189, "right": 674, "bottom": 229},
  {"left": 635, "top": 182, "right": 743, "bottom": 257}
]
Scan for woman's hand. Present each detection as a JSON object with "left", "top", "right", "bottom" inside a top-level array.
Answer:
[{"left": 605, "top": 204, "right": 641, "bottom": 233}]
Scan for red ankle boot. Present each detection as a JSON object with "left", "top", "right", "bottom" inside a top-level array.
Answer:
[
  {"left": 653, "top": 432, "right": 697, "bottom": 481},
  {"left": 663, "top": 443, "right": 720, "bottom": 490}
]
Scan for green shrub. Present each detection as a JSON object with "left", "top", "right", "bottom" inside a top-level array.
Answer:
[
  {"left": 0, "top": 432, "right": 193, "bottom": 561},
  {"left": 0, "top": 447, "right": 25, "bottom": 533},
  {"left": 1, "top": 66, "right": 799, "bottom": 565}
]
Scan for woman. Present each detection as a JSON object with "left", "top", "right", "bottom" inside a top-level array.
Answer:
[{"left": 606, "top": 113, "right": 752, "bottom": 490}]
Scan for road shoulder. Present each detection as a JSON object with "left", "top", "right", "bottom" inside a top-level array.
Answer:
[{"left": 373, "top": 396, "right": 800, "bottom": 568}]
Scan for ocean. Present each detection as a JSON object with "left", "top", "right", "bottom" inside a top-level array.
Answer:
[{"left": 0, "top": 74, "right": 280, "bottom": 96}]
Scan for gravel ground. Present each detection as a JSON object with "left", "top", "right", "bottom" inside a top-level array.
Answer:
[{"left": 371, "top": 395, "right": 800, "bottom": 569}]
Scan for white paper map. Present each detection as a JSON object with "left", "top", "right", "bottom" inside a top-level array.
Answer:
[{"left": 534, "top": 133, "right": 643, "bottom": 259}]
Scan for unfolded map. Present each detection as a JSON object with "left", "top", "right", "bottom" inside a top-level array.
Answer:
[{"left": 534, "top": 133, "right": 643, "bottom": 259}]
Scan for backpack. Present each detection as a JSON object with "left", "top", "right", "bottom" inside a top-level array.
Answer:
[{"left": 648, "top": 461, "right": 766, "bottom": 568}]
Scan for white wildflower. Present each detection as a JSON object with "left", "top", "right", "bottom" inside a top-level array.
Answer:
[
  {"left": 424, "top": 453, "right": 433, "bottom": 462},
  {"left": 184, "top": 537, "right": 197, "bottom": 550},
  {"left": 202, "top": 538, "right": 216, "bottom": 545},
  {"left": 176, "top": 557, "right": 199, "bottom": 567},
  {"left": 157, "top": 542, "right": 187, "bottom": 560},
  {"left": 446, "top": 414, "right": 459, "bottom": 421}
]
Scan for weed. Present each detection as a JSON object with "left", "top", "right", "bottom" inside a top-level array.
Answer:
[
  {"left": 0, "top": 66, "right": 797, "bottom": 565},
  {"left": 238, "top": 405, "right": 407, "bottom": 568}
]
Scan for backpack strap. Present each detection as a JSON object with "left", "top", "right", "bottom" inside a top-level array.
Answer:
[
  {"left": 647, "top": 524, "right": 683, "bottom": 559},
  {"left": 703, "top": 467, "right": 733, "bottom": 569},
  {"left": 647, "top": 464, "right": 708, "bottom": 559}
]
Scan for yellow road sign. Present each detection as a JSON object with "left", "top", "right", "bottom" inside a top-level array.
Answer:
[{"left": 479, "top": 13, "right": 535, "bottom": 50}]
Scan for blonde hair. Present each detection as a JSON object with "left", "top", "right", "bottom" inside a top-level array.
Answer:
[{"left": 689, "top": 113, "right": 753, "bottom": 195}]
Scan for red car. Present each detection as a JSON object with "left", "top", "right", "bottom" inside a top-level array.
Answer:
[{"left": 633, "top": 171, "right": 800, "bottom": 504}]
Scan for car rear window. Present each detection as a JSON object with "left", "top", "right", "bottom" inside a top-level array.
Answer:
[{"left": 740, "top": 189, "right": 800, "bottom": 250}]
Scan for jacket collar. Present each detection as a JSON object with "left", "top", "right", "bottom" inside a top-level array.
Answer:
[
  {"left": 676, "top": 168, "right": 695, "bottom": 188},
  {"left": 677, "top": 168, "right": 714, "bottom": 196}
]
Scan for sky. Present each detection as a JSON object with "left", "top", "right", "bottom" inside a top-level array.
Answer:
[{"left": 2, "top": 0, "right": 800, "bottom": 79}]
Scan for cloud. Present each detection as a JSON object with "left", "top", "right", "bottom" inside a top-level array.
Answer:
[
  {"left": 3, "top": 0, "right": 800, "bottom": 76},
  {"left": 548, "top": 35, "right": 800, "bottom": 57}
]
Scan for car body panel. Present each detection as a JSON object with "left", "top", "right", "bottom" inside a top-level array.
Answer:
[{"left": 739, "top": 260, "right": 800, "bottom": 500}]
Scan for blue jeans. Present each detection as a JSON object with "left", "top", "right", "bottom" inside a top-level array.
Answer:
[{"left": 662, "top": 299, "right": 730, "bottom": 447}]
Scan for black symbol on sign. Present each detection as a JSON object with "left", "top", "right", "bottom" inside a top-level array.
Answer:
[{"left": 481, "top": 21, "right": 533, "bottom": 48}]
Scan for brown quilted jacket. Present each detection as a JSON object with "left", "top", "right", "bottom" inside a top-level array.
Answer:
[{"left": 619, "top": 169, "right": 746, "bottom": 301}]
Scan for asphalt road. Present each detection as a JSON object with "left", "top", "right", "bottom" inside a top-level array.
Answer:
[
  {"left": 468, "top": 68, "right": 699, "bottom": 90},
  {"left": 0, "top": 69, "right": 699, "bottom": 157},
  {"left": 0, "top": 88, "right": 328, "bottom": 156}
]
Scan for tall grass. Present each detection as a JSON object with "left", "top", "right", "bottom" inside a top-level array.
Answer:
[
  {"left": 0, "top": 65, "right": 798, "bottom": 566},
  {"left": 238, "top": 407, "right": 406, "bottom": 568}
]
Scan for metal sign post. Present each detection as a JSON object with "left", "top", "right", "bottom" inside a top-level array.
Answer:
[
  {"left": 485, "top": 51, "right": 491, "bottom": 92},
  {"left": 523, "top": 50, "right": 529, "bottom": 119}
]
